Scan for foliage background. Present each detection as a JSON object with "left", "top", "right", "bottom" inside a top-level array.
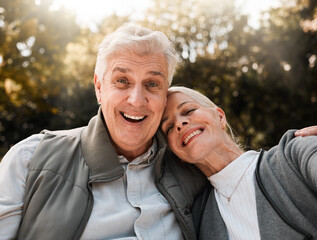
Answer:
[{"left": 0, "top": 0, "right": 316, "bottom": 158}]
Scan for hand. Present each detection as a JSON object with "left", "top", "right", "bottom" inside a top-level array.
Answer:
[{"left": 294, "top": 126, "right": 317, "bottom": 137}]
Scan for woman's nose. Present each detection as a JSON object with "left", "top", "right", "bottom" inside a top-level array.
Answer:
[{"left": 177, "top": 120, "right": 188, "bottom": 131}]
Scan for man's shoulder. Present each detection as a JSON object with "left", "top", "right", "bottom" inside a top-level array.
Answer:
[
  {"left": 41, "top": 126, "right": 86, "bottom": 138},
  {"left": 15, "top": 133, "right": 44, "bottom": 147},
  {"left": 36, "top": 126, "right": 87, "bottom": 156},
  {"left": 29, "top": 126, "right": 88, "bottom": 174}
]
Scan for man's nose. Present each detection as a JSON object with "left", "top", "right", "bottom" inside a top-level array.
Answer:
[{"left": 127, "top": 85, "right": 147, "bottom": 107}]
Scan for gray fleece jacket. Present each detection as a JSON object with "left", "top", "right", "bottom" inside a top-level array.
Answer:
[{"left": 193, "top": 130, "right": 317, "bottom": 240}]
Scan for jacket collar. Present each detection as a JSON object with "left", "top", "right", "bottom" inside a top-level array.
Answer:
[
  {"left": 81, "top": 107, "right": 167, "bottom": 183},
  {"left": 81, "top": 108, "right": 124, "bottom": 182}
]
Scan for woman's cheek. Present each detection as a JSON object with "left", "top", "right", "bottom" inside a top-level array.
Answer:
[{"left": 168, "top": 139, "right": 178, "bottom": 154}]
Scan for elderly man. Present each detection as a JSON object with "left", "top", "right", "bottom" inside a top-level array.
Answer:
[{"left": 0, "top": 24, "right": 206, "bottom": 240}]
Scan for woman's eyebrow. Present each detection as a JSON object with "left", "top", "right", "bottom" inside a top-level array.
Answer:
[
  {"left": 161, "top": 101, "right": 192, "bottom": 126},
  {"left": 177, "top": 101, "right": 191, "bottom": 110}
]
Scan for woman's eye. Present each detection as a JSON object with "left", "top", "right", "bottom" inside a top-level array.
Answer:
[
  {"left": 166, "top": 125, "right": 173, "bottom": 135},
  {"left": 185, "top": 108, "right": 196, "bottom": 115}
]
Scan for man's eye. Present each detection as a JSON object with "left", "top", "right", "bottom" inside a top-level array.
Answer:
[
  {"left": 116, "top": 78, "right": 129, "bottom": 87},
  {"left": 146, "top": 82, "right": 159, "bottom": 88},
  {"left": 118, "top": 79, "right": 128, "bottom": 84}
]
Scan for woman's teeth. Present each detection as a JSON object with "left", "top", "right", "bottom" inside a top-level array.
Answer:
[{"left": 183, "top": 130, "right": 202, "bottom": 145}]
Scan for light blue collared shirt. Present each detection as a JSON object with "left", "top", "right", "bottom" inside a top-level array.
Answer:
[{"left": 0, "top": 134, "right": 183, "bottom": 240}]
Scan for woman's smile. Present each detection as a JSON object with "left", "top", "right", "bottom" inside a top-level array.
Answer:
[{"left": 182, "top": 128, "right": 204, "bottom": 146}]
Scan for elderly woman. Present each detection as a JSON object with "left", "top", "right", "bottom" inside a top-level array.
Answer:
[{"left": 160, "top": 86, "right": 317, "bottom": 240}]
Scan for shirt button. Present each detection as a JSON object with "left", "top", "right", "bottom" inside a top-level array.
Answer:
[{"left": 128, "top": 165, "right": 133, "bottom": 170}]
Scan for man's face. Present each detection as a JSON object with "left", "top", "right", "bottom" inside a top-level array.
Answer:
[{"left": 95, "top": 51, "right": 169, "bottom": 160}]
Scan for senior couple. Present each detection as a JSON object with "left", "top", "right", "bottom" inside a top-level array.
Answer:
[{"left": 0, "top": 24, "right": 316, "bottom": 240}]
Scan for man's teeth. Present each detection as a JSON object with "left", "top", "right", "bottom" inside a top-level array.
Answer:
[
  {"left": 184, "top": 130, "right": 202, "bottom": 145},
  {"left": 123, "top": 113, "right": 145, "bottom": 120}
]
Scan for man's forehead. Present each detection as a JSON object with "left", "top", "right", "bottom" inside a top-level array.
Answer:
[
  {"left": 109, "top": 52, "right": 166, "bottom": 68},
  {"left": 112, "top": 66, "right": 166, "bottom": 78}
]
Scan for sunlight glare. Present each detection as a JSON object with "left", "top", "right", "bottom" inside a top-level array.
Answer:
[
  {"left": 53, "top": 0, "right": 282, "bottom": 30},
  {"left": 52, "top": 0, "right": 151, "bottom": 30},
  {"left": 235, "top": 0, "right": 282, "bottom": 28}
]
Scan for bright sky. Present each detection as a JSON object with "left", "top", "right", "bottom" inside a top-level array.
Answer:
[
  {"left": 235, "top": 0, "right": 282, "bottom": 28},
  {"left": 52, "top": 0, "right": 152, "bottom": 30},
  {"left": 52, "top": 0, "right": 280, "bottom": 30}
]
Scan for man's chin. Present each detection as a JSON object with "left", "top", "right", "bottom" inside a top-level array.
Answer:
[{"left": 113, "top": 136, "right": 153, "bottom": 154}]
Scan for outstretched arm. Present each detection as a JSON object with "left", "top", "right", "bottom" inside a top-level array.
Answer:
[
  {"left": 289, "top": 134, "right": 317, "bottom": 191},
  {"left": 294, "top": 126, "right": 317, "bottom": 137}
]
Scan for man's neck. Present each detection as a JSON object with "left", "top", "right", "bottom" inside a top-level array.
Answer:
[{"left": 113, "top": 139, "right": 154, "bottom": 162}]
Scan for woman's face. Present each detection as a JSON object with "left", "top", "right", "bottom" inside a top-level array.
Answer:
[{"left": 161, "top": 92, "right": 226, "bottom": 164}]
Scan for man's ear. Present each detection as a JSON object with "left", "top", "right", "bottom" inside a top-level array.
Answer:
[
  {"left": 94, "top": 74, "right": 101, "bottom": 103},
  {"left": 216, "top": 107, "right": 227, "bottom": 129}
]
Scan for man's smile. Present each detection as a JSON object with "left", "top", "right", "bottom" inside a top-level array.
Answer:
[{"left": 121, "top": 112, "right": 147, "bottom": 123}]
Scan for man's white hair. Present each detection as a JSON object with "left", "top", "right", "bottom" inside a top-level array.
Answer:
[{"left": 94, "top": 24, "right": 177, "bottom": 86}]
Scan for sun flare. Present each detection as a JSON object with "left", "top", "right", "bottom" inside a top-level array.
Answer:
[
  {"left": 52, "top": 0, "right": 151, "bottom": 29},
  {"left": 235, "top": 0, "right": 282, "bottom": 28},
  {"left": 52, "top": 0, "right": 280, "bottom": 30}
]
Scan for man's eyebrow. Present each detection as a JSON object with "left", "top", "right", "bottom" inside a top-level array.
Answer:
[
  {"left": 148, "top": 71, "right": 166, "bottom": 79},
  {"left": 112, "top": 67, "right": 130, "bottom": 73},
  {"left": 112, "top": 68, "right": 165, "bottom": 79},
  {"left": 161, "top": 101, "right": 191, "bottom": 127}
]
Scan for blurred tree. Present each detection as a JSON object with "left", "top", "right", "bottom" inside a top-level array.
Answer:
[
  {"left": 141, "top": 0, "right": 317, "bottom": 149},
  {"left": 225, "top": 0, "right": 317, "bottom": 148},
  {"left": 1, "top": 0, "right": 316, "bottom": 158},
  {"left": 141, "top": 0, "right": 236, "bottom": 63},
  {"left": 0, "top": 0, "right": 80, "bottom": 156}
]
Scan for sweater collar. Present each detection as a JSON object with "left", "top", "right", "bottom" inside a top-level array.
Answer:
[
  {"left": 208, "top": 150, "right": 259, "bottom": 196},
  {"left": 81, "top": 107, "right": 167, "bottom": 182}
]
